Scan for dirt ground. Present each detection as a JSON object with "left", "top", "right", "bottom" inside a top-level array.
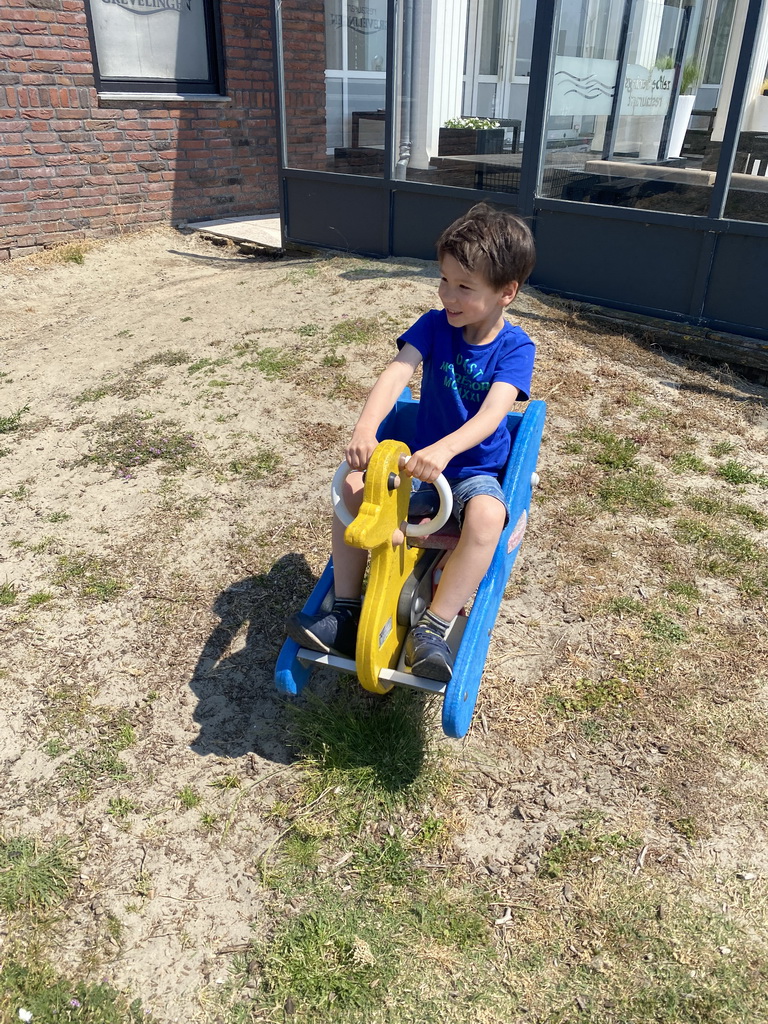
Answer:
[{"left": 1, "top": 227, "right": 767, "bottom": 1021}]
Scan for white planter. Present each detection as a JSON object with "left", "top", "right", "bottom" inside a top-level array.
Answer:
[
  {"left": 667, "top": 93, "right": 696, "bottom": 159},
  {"left": 745, "top": 94, "right": 768, "bottom": 132}
]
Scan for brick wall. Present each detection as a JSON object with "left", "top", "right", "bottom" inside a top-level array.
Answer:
[
  {"left": 281, "top": 0, "right": 327, "bottom": 171},
  {"left": 0, "top": 0, "right": 280, "bottom": 259}
]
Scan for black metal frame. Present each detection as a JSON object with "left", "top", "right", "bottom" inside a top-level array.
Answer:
[
  {"left": 85, "top": 0, "right": 226, "bottom": 95},
  {"left": 272, "top": 0, "right": 768, "bottom": 345}
]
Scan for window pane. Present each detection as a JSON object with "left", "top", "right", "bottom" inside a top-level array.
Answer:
[
  {"left": 89, "top": 0, "right": 210, "bottom": 81},
  {"left": 723, "top": 54, "right": 768, "bottom": 223},
  {"left": 396, "top": 0, "right": 537, "bottom": 197},
  {"left": 280, "top": 0, "right": 388, "bottom": 176},
  {"left": 540, "top": 0, "right": 728, "bottom": 217}
]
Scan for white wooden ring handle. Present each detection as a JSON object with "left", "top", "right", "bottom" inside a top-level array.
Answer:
[{"left": 330, "top": 459, "right": 453, "bottom": 538}]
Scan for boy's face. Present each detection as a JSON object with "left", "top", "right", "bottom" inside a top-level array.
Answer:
[{"left": 438, "top": 254, "right": 518, "bottom": 335}]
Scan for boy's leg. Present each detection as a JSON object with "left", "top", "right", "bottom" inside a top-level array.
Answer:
[
  {"left": 286, "top": 472, "right": 367, "bottom": 656},
  {"left": 406, "top": 490, "right": 506, "bottom": 680}
]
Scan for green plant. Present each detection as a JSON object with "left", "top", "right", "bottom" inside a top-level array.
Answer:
[
  {"left": 53, "top": 553, "right": 124, "bottom": 601},
  {"left": 0, "top": 960, "right": 144, "bottom": 1024},
  {"left": 107, "top": 797, "right": 137, "bottom": 819},
  {"left": 539, "top": 825, "right": 638, "bottom": 878},
  {"left": 253, "top": 346, "right": 299, "bottom": 380},
  {"left": 0, "top": 835, "right": 76, "bottom": 911},
  {"left": 58, "top": 243, "right": 86, "bottom": 265},
  {"left": 82, "top": 413, "right": 199, "bottom": 478},
  {"left": 59, "top": 720, "right": 135, "bottom": 795},
  {"left": 0, "top": 405, "right": 29, "bottom": 434},
  {"left": 717, "top": 460, "right": 767, "bottom": 487},
  {"left": 177, "top": 786, "right": 202, "bottom": 809},
  {"left": 0, "top": 581, "right": 17, "bottom": 606},
  {"left": 710, "top": 440, "right": 736, "bottom": 457},
  {"left": 598, "top": 468, "right": 671, "bottom": 514},
  {"left": 211, "top": 774, "right": 241, "bottom": 790},
  {"left": 672, "top": 452, "right": 707, "bottom": 474},
  {"left": 644, "top": 610, "right": 687, "bottom": 644},
  {"left": 291, "top": 689, "right": 444, "bottom": 819},
  {"left": 681, "top": 58, "right": 701, "bottom": 94},
  {"left": 442, "top": 116, "right": 500, "bottom": 129},
  {"left": 228, "top": 447, "right": 281, "bottom": 479},
  {"left": 581, "top": 426, "right": 638, "bottom": 470},
  {"left": 27, "top": 591, "right": 53, "bottom": 607}
]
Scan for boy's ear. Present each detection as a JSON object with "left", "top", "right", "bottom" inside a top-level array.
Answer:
[{"left": 500, "top": 281, "right": 519, "bottom": 306}]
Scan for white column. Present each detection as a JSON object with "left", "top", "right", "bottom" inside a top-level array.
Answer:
[
  {"left": 711, "top": 0, "right": 768, "bottom": 140},
  {"left": 409, "top": 0, "right": 470, "bottom": 169}
]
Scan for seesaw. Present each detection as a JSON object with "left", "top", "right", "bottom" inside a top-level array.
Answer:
[{"left": 275, "top": 389, "right": 546, "bottom": 738}]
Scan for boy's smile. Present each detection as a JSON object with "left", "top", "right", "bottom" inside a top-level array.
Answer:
[{"left": 438, "top": 253, "right": 518, "bottom": 346}]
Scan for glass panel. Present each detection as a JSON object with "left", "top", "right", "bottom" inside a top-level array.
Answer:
[
  {"left": 724, "top": 43, "right": 768, "bottom": 223},
  {"left": 280, "top": 0, "right": 389, "bottom": 175},
  {"left": 396, "top": 0, "right": 537, "bottom": 197},
  {"left": 89, "top": 0, "right": 210, "bottom": 81},
  {"left": 539, "top": 0, "right": 737, "bottom": 217}
]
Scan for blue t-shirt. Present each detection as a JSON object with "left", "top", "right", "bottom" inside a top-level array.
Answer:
[{"left": 398, "top": 309, "right": 535, "bottom": 479}]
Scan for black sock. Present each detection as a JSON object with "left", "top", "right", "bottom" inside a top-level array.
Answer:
[
  {"left": 334, "top": 597, "right": 362, "bottom": 619},
  {"left": 419, "top": 609, "right": 451, "bottom": 638}
]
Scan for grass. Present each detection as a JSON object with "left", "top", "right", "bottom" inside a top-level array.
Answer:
[
  {"left": 289, "top": 689, "right": 446, "bottom": 820},
  {"left": 252, "top": 346, "right": 300, "bottom": 380},
  {"left": 598, "top": 467, "right": 672, "bottom": 513},
  {"left": 327, "top": 316, "right": 382, "bottom": 347},
  {"left": 58, "top": 719, "right": 135, "bottom": 798},
  {"left": 177, "top": 786, "right": 202, "bottom": 809},
  {"left": 227, "top": 447, "right": 281, "bottom": 480},
  {"left": 53, "top": 553, "right": 124, "bottom": 601},
  {"left": 0, "top": 960, "right": 144, "bottom": 1024},
  {"left": 717, "top": 460, "right": 768, "bottom": 488},
  {"left": 0, "top": 835, "right": 76, "bottom": 911},
  {"left": 0, "top": 404, "right": 29, "bottom": 434},
  {"left": 1, "top": 581, "right": 17, "bottom": 605},
  {"left": 82, "top": 413, "right": 199, "bottom": 478},
  {"left": 674, "top": 517, "right": 768, "bottom": 598},
  {"left": 539, "top": 821, "right": 639, "bottom": 878},
  {"left": 226, "top": 870, "right": 496, "bottom": 1024}
]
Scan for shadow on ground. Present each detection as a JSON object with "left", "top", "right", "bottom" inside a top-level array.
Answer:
[{"left": 188, "top": 553, "right": 318, "bottom": 763}]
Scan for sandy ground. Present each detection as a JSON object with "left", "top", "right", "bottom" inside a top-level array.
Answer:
[{"left": 1, "top": 227, "right": 767, "bottom": 1019}]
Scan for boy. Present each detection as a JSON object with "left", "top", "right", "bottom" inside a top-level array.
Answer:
[{"left": 286, "top": 203, "right": 536, "bottom": 682}]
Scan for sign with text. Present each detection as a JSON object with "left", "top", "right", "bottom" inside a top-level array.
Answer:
[
  {"left": 551, "top": 56, "right": 674, "bottom": 119},
  {"left": 89, "top": 0, "right": 209, "bottom": 80}
]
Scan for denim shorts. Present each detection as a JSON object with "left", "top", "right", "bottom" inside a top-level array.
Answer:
[{"left": 409, "top": 474, "right": 509, "bottom": 528}]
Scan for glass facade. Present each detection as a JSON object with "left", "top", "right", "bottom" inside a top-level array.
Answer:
[
  {"left": 395, "top": 0, "right": 537, "bottom": 195},
  {"left": 540, "top": 0, "right": 719, "bottom": 215},
  {"left": 280, "top": 0, "right": 389, "bottom": 175},
  {"left": 277, "top": 0, "right": 768, "bottom": 224}
]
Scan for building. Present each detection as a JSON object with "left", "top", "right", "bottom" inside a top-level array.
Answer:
[{"left": 3, "top": 0, "right": 768, "bottom": 359}]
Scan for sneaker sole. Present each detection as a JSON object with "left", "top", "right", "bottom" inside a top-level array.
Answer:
[
  {"left": 285, "top": 618, "right": 356, "bottom": 659},
  {"left": 285, "top": 619, "right": 331, "bottom": 655},
  {"left": 405, "top": 653, "right": 453, "bottom": 683}
]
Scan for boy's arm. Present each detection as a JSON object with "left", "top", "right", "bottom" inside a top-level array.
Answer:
[
  {"left": 404, "top": 380, "right": 520, "bottom": 483},
  {"left": 345, "top": 343, "right": 422, "bottom": 470}
]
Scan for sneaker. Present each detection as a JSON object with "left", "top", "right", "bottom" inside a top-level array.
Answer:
[
  {"left": 285, "top": 607, "right": 358, "bottom": 658},
  {"left": 404, "top": 624, "right": 453, "bottom": 682}
]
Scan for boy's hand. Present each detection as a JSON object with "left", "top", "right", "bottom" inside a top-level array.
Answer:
[
  {"left": 402, "top": 443, "right": 451, "bottom": 483},
  {"left": 345, "top": 432, "right": 379, "bottom": 471}
]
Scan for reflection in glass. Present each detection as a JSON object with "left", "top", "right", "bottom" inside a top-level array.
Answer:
[
  {"left": 280, "top": 0, "right": 388, "bottom": 175},
  {"left": 395, "top": 0, "right": 537, "bottom": 196},
  {"left": 539, "top": 0, "right": 737, "bottom": 216},
  {"left": 723, "top": 38, "right": 768, "bottom": 223}
]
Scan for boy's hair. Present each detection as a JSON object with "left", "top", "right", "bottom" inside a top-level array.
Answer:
[{"left": 436, "top": 203, "right": 536, "bottom": 291}]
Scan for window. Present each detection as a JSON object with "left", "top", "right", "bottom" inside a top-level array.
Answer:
[{"left": 87, "top": 0, "right": 223, "bottom": 95}]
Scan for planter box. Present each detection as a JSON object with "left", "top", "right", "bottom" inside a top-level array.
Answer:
[{"left": 438, "top": 127, "right": 504, "bottom": 157}]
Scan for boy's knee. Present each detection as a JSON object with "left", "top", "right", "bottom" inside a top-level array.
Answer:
[
  {"left": 342, "top": 471, "right": 365, "bottom": 514},
  {"left": 462, "top": 495, "right": 506, "bottom": 542}
]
